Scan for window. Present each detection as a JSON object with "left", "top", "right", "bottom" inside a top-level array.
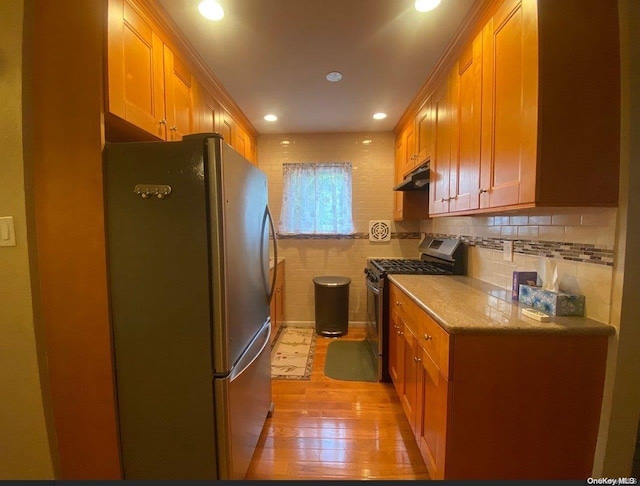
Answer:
[{"left": 278, "top": 162, "right": 354, "bottom": 235}]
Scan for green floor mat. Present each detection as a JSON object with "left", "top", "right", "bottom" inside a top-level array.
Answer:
[{"left": 323, "top": 339, "right": 377, "bottom": 382}]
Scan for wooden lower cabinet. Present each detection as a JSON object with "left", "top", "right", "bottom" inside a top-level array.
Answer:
[
  {"left": 388, "top": 281, "right": 608, "bottom": 480},
  {"left": 269, "top": 260, "right": 285, "bottom": 344}
]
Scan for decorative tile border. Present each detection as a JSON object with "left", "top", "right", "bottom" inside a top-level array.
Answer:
[
  {"left": 276, "top": 232, "right": 422, "bottom": 240},
  {"left": 428, "top": 233, "right": 615, "bottom": 266}
]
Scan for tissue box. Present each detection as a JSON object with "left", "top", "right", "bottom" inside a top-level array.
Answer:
[
  {"left": 518, "top": 284, "right": 585, "bottom": 316},
  {"left": 512, "top": 271, "right": 538, "bottom": 301}
]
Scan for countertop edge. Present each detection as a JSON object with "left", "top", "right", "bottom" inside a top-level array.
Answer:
[{"left": 388, "top": 275, "right": 616, "bottom": 337}]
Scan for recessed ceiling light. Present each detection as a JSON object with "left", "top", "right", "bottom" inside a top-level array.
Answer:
[
  {"left": 280, "top": 140, "right": 290, "bottom": 146},
  {"left": 198, "top": 0, "right": 224, "bottom": 20},
  {"left": 325, "top": 71, "right": 343, "bottom": 82},
  {"left": 414, "top": 0, "right": 441, "bottom": 12},
  {"left": 373, "top": 113, "right": 387, "bottom": 120},
  {"left": 362, "top": 139, "right": 373, "bottom": 145},
  {"left": 264, "top": 114, "right": 278, "bottom": 122}
]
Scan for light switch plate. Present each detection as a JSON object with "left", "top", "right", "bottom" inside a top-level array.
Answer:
[
  {"left": 0, "top": 217, "right": 16, "bottom": 247},
  {"left": 503, "top": 240, "right": 513, "bottom": 262}
]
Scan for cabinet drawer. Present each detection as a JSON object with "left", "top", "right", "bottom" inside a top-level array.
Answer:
[
  {"left": 389, "top": 283, "right": 450, "bottom": 378},
  {"left": 416, "top": 310, "right": 450, "bottom": 379},
  {"left": 389, "top": 282, "right": 416, "bottom": 323}
]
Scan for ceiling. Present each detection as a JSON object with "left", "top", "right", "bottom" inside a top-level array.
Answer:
[{"left": 157, "top": 0, "right": 478, "bottom": 134}]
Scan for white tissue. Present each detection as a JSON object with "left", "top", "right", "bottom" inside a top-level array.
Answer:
[{"left": 542, "top": 258, "right": 559, "bottom": 292}]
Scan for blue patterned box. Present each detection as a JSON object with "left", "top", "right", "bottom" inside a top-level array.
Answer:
[{"left": 518, "top": 284, "right": 585, "bottom": 316}]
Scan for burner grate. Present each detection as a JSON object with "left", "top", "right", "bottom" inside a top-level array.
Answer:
[{"left": 370, "top": 258, "right": 452, "bottom": 275}]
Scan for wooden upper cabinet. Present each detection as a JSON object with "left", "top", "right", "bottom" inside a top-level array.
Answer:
[
  {"left": 247, "top": 137, "right": 258, "bottom": 165},
  {"left": 429, "top": 77, "right": 452, "bottom": 216},
  {"left": 235, "top": 126, "right": 249, "bottom": 159},
  {"left": 219, "top": 108, "right": 236, "bottom": 147},
  {"left": 402, "top": 0, "right": 619, "bottom": 217},
  {"left": 195, "top": 82, "right": 219, "bottom": 134},
  {"left": 163, "top": 47, "right": 195, "bottom": 141},
  {"left": 107, "top": 0, "right": 166, "bottom": 139},
  {"left": 479, "top": 0, "right": 537, "bottom": 209},
  {"left": 449, "top": 34, "right": 483, "bottom": 213},
  {"left": 415, "top": 96, "right": 433, "bottom": 167},
  {"left": 393, "top": 134, "right": 406, "bottom": 221},
  {"left": 107, "top": 0, "right": 196, "bottom": 141},
  {"left": 478, "top": 0, "right": 620, "bottom": 210},
  {"left": 402, "top": 123, "right": 416, "bottom": 176},
  {"left": 106, "top": 0, "right": 258, "bottom": 147}
]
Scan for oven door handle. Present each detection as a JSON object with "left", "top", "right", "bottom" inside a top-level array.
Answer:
[{"left": 366, "top": 279, "right": 381, "bottom": 295}]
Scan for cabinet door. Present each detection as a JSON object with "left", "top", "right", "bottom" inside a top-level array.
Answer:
[
  {"left": 235, "top": 126, "right": 249, "bottom": 159},
  {"left": 269, "top": 267, "right": 277, "bottom": 344},
  {"left": 429, "top": 78, "right": 452, "bottom": 215},
  {"left": 416, "top": 346, "right": 449, "bottom": 480},
  {"left": 393, "top": 135, "right": 405, "bottom": 221},
  {"left": 449, "top": 35, "right": 482, "bottom": 213},
  {"left": 197, "top": 84, "right": 219, "bottom": 134},
  {"left": 275, "top": 262, "right": 285, "bottom": 324},
  {"left": 400, "top": 323, "right": 419, "bottom": 435},
  {"left": 479, "top": 0, "right": 538, "bottom": 209},
  {"left": 403, "top": 123, "right": 416, "bottom": 174},
  {"left": 389, "top": 311, "right": 405, "bottom": 394},
  {"left": 164, "top": 47, "right": 195, "bottom": 141},
  {"left": 247, "top": 136, "right": 257, "bottom": 165},
  {"left": 107, "top": 0, "right": 166, "bottom": 139},
  {"left": 218, "top": 108, "right": 236, "bottom": 148},
  {"left": 415, "top": 96, "right": 433, "bottom": 166}
]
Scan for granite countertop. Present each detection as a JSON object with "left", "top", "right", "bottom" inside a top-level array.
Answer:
[
  {"left": 388, "top": 274, "right": 615, "bottom": 336},
  {"left": 269, "top": 257, "right": 285, "bottom": 270}
]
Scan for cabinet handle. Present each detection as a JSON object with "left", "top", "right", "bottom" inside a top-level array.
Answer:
[
  {"left": 414, "top": 356, "right": 422, "bottom": 363},
  {"left": 440, "top": 198, "right": 447, "bottom": 203},
  {"left": 424, "top": 333, "right": 432, "bottom": 341},
  {"left": 448, "top": 195, "right": 457, "bottom": 201},
  {"left": 170, "top": 126, "right": 177, "bottom": 131},
  {"left": 479, "top": 188, "right": 488, "bottom": 194},
  {"left": 395, "top": 300, "right": 401, "bottom": 306},
  {"left": 398, "top": 330, "right": 404, "bottom": 336},
  {"left": 159, "top": 119, "right": 168, "bottom": 126}
]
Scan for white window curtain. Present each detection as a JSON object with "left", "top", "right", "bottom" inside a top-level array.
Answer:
[{"left": 278, "top": 162, "right": 355, "bottom": 235}]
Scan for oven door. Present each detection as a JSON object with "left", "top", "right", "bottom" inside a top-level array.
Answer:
[{"left": 365, "top": 277, "right": 383, "bottom": 381}]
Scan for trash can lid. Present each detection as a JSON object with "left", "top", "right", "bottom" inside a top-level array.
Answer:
[{"left": 313, "top": 276, "right": 351, "bottom": 287}]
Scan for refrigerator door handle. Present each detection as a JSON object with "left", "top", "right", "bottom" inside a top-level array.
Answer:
[
  {"left": 265, "top": 205, "right": 278, "bottom": 303},
  {"left": 228, "top": 321, "right": 271, "bottom": 383}
]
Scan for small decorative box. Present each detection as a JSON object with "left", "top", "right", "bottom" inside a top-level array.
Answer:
[
  {"left": 518, "top": 284, "right": 585, "bottom": 316},
  {"left": 512, "top": 271, "right": 538, "bottom": 301}
]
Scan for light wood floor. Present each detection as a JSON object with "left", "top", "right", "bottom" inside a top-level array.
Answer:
[{"left": 246, "top": 327, "right": 430, "bottom": 480}]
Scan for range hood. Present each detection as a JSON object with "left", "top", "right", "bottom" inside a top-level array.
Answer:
[{"left": 393, "top": 161, "right": 430, "bottom": 191}]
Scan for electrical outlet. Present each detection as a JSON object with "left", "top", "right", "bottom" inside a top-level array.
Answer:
[{"left": 503, "top": 240, "right": 513, "bottom": 262}]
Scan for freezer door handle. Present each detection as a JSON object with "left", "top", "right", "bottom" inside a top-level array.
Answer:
[
  {"left": 229, "top": 321, "right": 271, "bottom": 383},
  {"left": 265, "top": 205, "right": 278, "bottom": 303}
]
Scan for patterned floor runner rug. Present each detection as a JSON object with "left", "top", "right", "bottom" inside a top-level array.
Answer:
[{"left": 271, "top": 327, "right": 316, "bottom": 380}]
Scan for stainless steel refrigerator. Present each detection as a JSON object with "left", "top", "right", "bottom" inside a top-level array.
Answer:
[{"left": 104, "top": 133, "right": 277, "bottom": 479}]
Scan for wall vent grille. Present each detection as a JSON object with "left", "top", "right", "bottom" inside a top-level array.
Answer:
[{"left": 369, "top": 220, "right": 391, "bottom": 242}]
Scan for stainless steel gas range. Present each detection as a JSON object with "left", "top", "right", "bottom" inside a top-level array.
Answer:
[{"left": 364, "top": 236, "right": 467, "bottom": 382}]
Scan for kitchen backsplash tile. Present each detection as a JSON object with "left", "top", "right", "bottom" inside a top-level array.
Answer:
[{"left": 421, "top": 207, "right": 617, "bottom": 323}]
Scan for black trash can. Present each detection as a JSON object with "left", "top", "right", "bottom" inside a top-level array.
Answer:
[{"left": 313, "top": 276, "right": 351, "bottom": 337}]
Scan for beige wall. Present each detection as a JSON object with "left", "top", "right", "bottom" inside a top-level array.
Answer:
[
  {"left": 421, "top": 207, "right": 617, "bottom": 323},
  {"left": 0, "top": 0, "right": 54, "bottom": 478},
  {"left": 259, "top": 132, "right": 420, "bottom": 324}
]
